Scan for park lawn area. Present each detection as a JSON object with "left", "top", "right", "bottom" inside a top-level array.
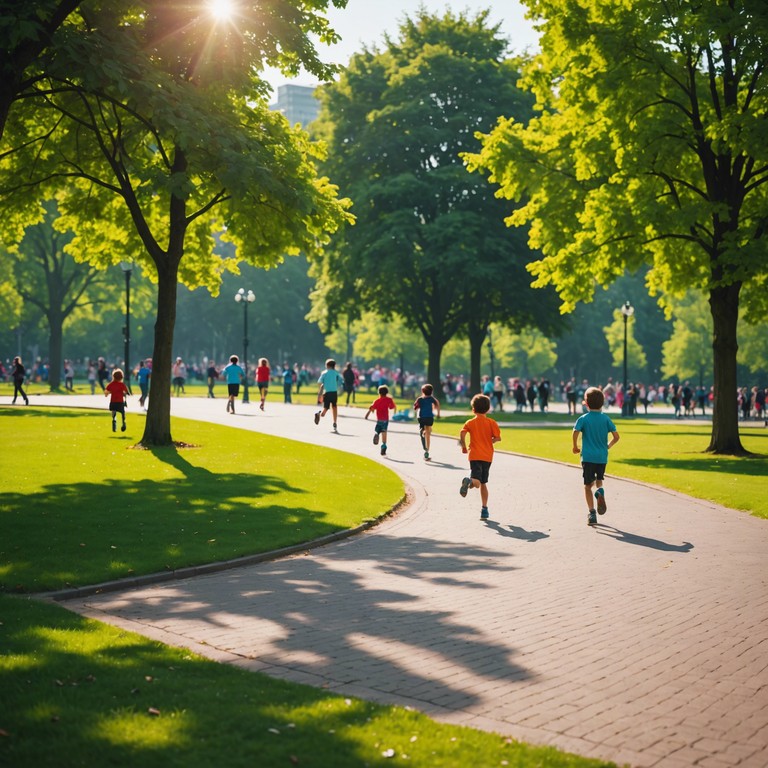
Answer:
[
  {"left": 0, "top": 595, "right": 614, "bottom": 768},
  {"left": 435, "top": 417, "right": 768, "bottom": 519},
  {"left": 0, "top": 408, "right": 405, "bottom": 593}
]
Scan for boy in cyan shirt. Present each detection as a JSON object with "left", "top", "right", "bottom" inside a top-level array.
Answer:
[{"left": 572, "top": 387, "right": 620, "bottom": 527}]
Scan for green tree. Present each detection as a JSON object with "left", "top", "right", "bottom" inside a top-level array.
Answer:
[
  {"left": 489, "top": 324, "right": 558, "bottom": 379},
  {"left": 2, "top": 0, "right": 350, "bottom": 445},
  {"left": 467, "top": 0, "right": 768, "bottom": 454},
  {"left": 739, "top": 323, "right": 768, "bottom": 377},
  {"left": 10, "top": 200, "right": 118, "bottom": 389},
  {"left": 0, "top": 0, "right": 80, "bottom": 140},
  {"left": 309, "top": 8, "right": 556, "bottom": 391},
  {"left": 661, "top": 293, "right": 714, "bottom": 384}
]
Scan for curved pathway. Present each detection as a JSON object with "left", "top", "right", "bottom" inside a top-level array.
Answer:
[{"left": 33, "top": 395, "right": 768, "bottom": 767}]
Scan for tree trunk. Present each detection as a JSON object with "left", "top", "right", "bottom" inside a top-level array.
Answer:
[
  {"left": 141, "top": 261, "right": 179, "bottom": 446},
  {"left": 426, "top": 337, "right": 444, "bottom": 395},
  {"left": 706, "top": 283, "right": 745, "bottom": 455},
  {"left": 46, "top": 308, "right": 64, "bottom": 391},
  {"left": 467, "top": 322, "right": 488, "bottom": 396}
]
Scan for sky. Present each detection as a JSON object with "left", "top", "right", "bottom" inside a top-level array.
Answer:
[{"left": 265, "top": 0, "right": 541, "bottom": 91}]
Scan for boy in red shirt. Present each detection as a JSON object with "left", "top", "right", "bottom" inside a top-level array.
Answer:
[
  {"left": 364, "top": 385, "right": 397, "bottom": 456},
  {"left": 459, "top": 394, "right": 501, "bottom": 519},
  {"left": 256, "top": 358, "right": 270, "bottom": 411},
  {"left": 105, "top": 368, "right": 130, "bottom": 433}
]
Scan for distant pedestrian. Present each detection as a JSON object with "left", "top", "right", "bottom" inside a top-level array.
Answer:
[
  {"left": 343, "top": 361, "right": 357, "bottom": 405},
  {"left": 63, "top": 359, "right": 75, "bottom": 391},
  {"left": 314, "top": 358, "right": 344, "bottom": 432},
  {"left": 572, "top": 386, "right": 620, "bottom": 527},
  {"left": 137, "top": 360, "right": 151, "bottom": 409},
  {"left": 459, "top": 394, "right": 501, "bottom": 520},
  {"left": 206, "top": 361, "right": 219, "bottom": 398},
  {"left": 11, "top": 356, "right": 29, "bottom": 405},
  {"left": 172, "top": 357, "right": 186, "bottom": 396},
  {"left": 256, "top": 357, "right": 270, "bottom": 411},
  {"left": 281, "top": 363, "right": 293, "bottom": 403},
  {"left": 365, "top": 385, "right": 397, "bottom": 456},
  {"left": 105, "top": 368, "right": 129, "bottom": 433},
  {"left": 223, "top": 355, "right": 244, "bottom": 414},
  {"left": 493, "top": 375, "right": 505, "bottom": 411},
  {"left": 97, "top": 357, "right": 109, "bottom": 391},
  {"left": 414, "top": 383, "right": 440, "bottom": 461},
  {"left": 87, "top": 360, "right": 97, "bottom": 394}
]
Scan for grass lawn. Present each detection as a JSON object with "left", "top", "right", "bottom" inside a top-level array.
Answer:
[
  {"left": 435, "top": 416, "right": 768, "bottom": 519},
  {"left": 0, "top": 408, "right": 405, "bottom": 593}
]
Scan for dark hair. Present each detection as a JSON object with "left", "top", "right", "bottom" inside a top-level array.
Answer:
[
  {"left": 230, "top": 355, "right": 239, "bottom": 363},
  {"left": 422, "top": 384, "right": 433, "bottom": 396},
  {"left": 585, "top": 386, "right": 605, "bottom": 410},
  {"left": 378, "top": 385, "right": 389, "bottom": 396},
  {"left": 325, "top": 358, "right": 336, "bottom": 368},
  {"left": 471, "top": 394, "right": 491, "bottom": 414}
]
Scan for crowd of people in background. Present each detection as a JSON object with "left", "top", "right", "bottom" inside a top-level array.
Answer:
[{"left": 2, "top": 354, "right": 767, "bottom": 425}]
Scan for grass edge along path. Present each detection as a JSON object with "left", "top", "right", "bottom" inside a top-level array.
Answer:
[
  {"left": 0, "top": 594, "right": 616, "bottom": 768},
  {"left": 0, "top": 408, "right": 405, "bottom": 594}
]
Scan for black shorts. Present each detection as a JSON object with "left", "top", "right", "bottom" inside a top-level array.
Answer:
[
  {"left": 109, "top": 402, "right": 126, "bottom": 415},
  {"left": 375, "top": 419, "right": 389, "bottom": 434},
  {"left": 228, "top": 383, "right": 240, "bottom": 396},
  {"left": 469, "top": 460, "right": 492, "bottom": 485},
  {"left": 323, "top": 391, "right": 338, "bottom": 408},
  {"left": 582, "top": 462, "right": 606, "bottom": 485},
  {"left": 418, "top": 417, "right": 434, "bottom": 429}
]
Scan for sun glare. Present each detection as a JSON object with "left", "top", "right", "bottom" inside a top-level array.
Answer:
[{"left": 207, "top": 0, "right": 235, "bottom": 22}]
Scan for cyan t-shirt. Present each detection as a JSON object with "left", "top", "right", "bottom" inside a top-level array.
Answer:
[
  {"left": 574, "top": 410, "right": 616, "bottom": 464},
  {"left": 318, "top": 369, "right": 344, "bottom": 392},
  {"left": 223, "top": 363, "right": 244, "bottom": 385}
]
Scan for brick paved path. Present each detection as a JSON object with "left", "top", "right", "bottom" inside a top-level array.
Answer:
[{"left": 48, "top": 397, "right": 768, "bottom": 767}]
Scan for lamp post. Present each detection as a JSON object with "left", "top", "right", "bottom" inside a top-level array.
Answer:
[
  {"left": 621, "top": 300, "right": 634, "bottom": 416},
  {"left": 120, "top": 262, "right": 133, "bottom": 393},
  {"left": 234, "top": 288, "right": 255, "bottom": 403}
]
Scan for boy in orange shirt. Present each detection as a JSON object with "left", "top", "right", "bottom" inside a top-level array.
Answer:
[{"left": 459, "top": 394, "right": 501, "bottom": 520}]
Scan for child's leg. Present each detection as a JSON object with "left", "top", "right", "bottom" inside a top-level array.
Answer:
[
  {"left": 424, "top": 425, "right": 431, "bottom": 451},
  {"left": 583, "top": 482, "right": 595, "bottom": 510},
  {"left": 331, "top": 403, "right": 338, "bottom": 423},
  {"left": 479, "top": 482, "right": 489, "bottom": 507}
]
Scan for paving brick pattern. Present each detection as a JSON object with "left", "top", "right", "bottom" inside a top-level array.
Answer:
[{"left": 49, "top": 397, "right": 768, "bottom": 767}]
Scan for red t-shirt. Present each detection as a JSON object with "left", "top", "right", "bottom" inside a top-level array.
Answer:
[
  {"left": 256, "top": 365, "right": 270, "bottom": 383},
  {"left": 370, "top": 396, "right": 396, "bottom": 421},
  {"left": 106, "top": 380, "right": 129, "bottom": 404}
]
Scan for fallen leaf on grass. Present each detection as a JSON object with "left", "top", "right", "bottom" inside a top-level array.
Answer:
[{"left": 148, "top": 708, "right": 161, "bottom": 717}]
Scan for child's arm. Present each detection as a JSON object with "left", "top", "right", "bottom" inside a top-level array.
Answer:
[
  {"left": 434, "top": 398, "right": 441, "bottom": 418},
  {"left": 492, "top": 434, "right": 501, "bottom": 444},
  {"left": 572, "top": 429, "right": 581, "bottom": 454},
  {"left": 608, "top": 430, "right": 620, "bottom": 450},
  {"left": 459, "top": 427, "right": 469, "bottom": 453},
  {"left": 364, "top": 405, "right": 372, "bottom": 420}
]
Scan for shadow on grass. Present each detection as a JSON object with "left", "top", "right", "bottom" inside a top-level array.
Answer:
[
  {"left": 0, "top": 463, "right": 341, "bottom": 593},
  {"left": 617, "top": 455, "right": 768, "bottom": 477}
]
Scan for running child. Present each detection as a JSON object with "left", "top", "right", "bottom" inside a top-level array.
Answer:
[
  {"left": 105, "top": 368, "right": 130, "bottom": 432},
  {"left": 459, "top": 394, "right": 501, "bottom": 520},
  {"left": 414, "top": 383, "right": 441, "bottom": 460},
  {"left": 315, "top": 358, "right": 345, "bottom": 431},
  {"left": 572, "top": 386, "right": 620, "bottom": 527},
  {"left": 223, "top": 355, "right": 244, "bottom": 414},
  {"left": 365, "top": 385, "right": 397, "bottom": 455}
]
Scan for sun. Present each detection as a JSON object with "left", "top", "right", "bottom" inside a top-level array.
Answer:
[{"left": 206, "top": 0, "right": 236, "bottom": 22}]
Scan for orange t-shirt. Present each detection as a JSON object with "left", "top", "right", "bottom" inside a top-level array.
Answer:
[{"left": 462, "top": 414, "right": 500, "bottom": 462}]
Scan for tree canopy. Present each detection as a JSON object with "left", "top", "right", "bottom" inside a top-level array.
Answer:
[
  {"left": 309, "top": 8, "right": 560, "bottom": 391},
  {"left": 467, "top": 0, "right": 768, "bottom": 453},
  {"left": 1, "top": 0, "right": 351, "bottom": 444}
]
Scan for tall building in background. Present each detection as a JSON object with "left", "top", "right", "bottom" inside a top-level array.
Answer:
[{"left": 270, "top": 84, "right": 320, "bottom": 128}]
